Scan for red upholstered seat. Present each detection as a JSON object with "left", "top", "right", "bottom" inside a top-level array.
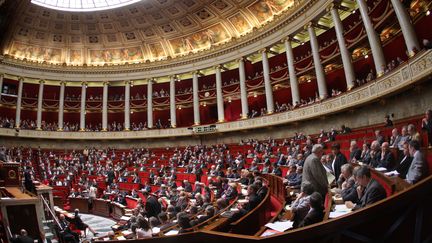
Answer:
[
  {"left": 268, "top": 196, "right": 282, "bottom": 221},
  {"left": 125, "top": 197, "right": 138, "bottom": 209},
  {"left": 427, "top": 153, "right": 432, "bottom": 176}
]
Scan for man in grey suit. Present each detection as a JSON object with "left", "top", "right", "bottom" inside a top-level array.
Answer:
[
  {"left": 406, "top": 140, "right": 428, "bottom": 184},
  {"left": 353, "top": 166, "right": 386, "bottom": 211},
  {"left": 301, "top": 144, "right": 328, "bottom": 197}
]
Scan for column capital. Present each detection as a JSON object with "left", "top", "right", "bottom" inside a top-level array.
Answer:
[
  {"left": 258, "top": 48, "right": 268, "bottom": 54},
  {"left": 18, "top": 77, "right": 24, "bottom": 82},
  {"left": 124, "top": 80, "right": 131, "bottom": 85},
  {"left": 281, "top": 36, "right": 292, "bottom": 43},
  {"left": 214, "top": 64, "right": 222, "bottom": 70},
  {"left": 304, "top": 22, "right": 314, "bottom": 30},
  {"left": 168, "top": 75, "right": 177, "bottom": 80},
  {"left": 103, "top": 81, "right": 110, "bottom": 86},
  {"left": 236, "top": 57, "right": 246, "bottom": 63},
  {"left": 0, "top": 73, "right": 4, "bottom": 78},
  {"left": 191, "top": 70, "right": 199, "bottom": 75},
  {"left": 39, "top": 79, "right": 45, "bottom": 84},
  {"left": 326, "top": 2, "right": 337, "bottom": 12},
  {"left": 59, "top": 81, "right": 67, "bottom": 86},
  {"left": 81, "top": 81, "right": 88, "bottom": 86}
]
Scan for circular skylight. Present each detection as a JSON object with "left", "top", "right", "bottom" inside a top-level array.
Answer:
[{"left": 31, "top": 0, "right": 143, "bottom": 12}]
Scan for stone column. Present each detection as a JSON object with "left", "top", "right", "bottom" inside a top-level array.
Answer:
[
  {"left": 36, "top": 80, "right": 44, "bottom": 130},
  {"left": 102, "top": 81, "right": 108, "bottom": 131},
  {"left": 390, "top": 0, "right": 420, "bottom": 56},
  {"left": 192, "top": 71, "right": 200, "bottom": 125},
  {"left": 169, "top": 76, "right": 177, "bottom": 128},
  {"left": 147, "top": 79, "right": 154, "bottom": 128},
  {"left": 79, "top": 82, "right": 87, "bottom": 131},
  {"left": 15, "top": 77, "right": 24, "bottom": 128},
  {"left": 0, "top": 74, "right": 3, "bottom": 99},
  {"left": 238, "top": 58, "right": 249, "bottom": 119},
  {"left": 58, "top": 81, "right": 65, "bottom": 131},
  {"left": 260, "top": 49, "right": 275, "bottom": 114},
  {"left": 330, "top": 5, "right": 356, "bottom": 90},
  {"left": 307, "top": 23, "right": 328, "bottom": 99},
  {"left": 215, "top": 65, "right": 225, "bottom": 122},
  {"left": 124, "top": 81, "right": 131, "bottom": 131},
  {"left": 356, "top": 0, "right": 386, "bottom": 76},
  {"left": 284, "top": 38, "right": 300, "bottom": 105}
]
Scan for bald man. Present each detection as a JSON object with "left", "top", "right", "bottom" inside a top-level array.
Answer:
[{"left": 377, "top": 142, "right": 395, "bottom": 170}]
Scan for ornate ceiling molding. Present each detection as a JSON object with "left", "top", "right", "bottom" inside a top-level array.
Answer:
[{"left": 0, "top": 0, "right": 329, "bottom": 82}]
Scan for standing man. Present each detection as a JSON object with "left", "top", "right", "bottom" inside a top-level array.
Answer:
[
  {"left": 301, "top": 144, "right": 329, "bottom": 197},
  {"left": 331, "top": 143, "right": 348, "bottom": 181},
  {"left": 421, "top": 109, "right": 432, "bottom": 148}
]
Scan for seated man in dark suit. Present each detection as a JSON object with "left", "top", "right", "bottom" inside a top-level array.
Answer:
[
  {"left": 298, "top": 192, "right": 324, "bottom": 228},
  {"left": 352, "top": 166, "right": 386, "bottom": 211},
  {"left": 270, "top": 163, "right": 282, "bottom": 177},
  {"left": 229, "top": 184, "right": 261, "bottom": 222},
  {"left": 368, "top": 141, "right": 381, "bottom": 167},
  {"left": 191, "top": 206, "right": 215, "bottom": 226},
  {"left": 377, "top": 142, "right": 395, "bottom": 170},
  {"left": 158, "top": 212, "right": 176, "bottom": 231},
  {"left": 57, "top": 214, "right": 79, "bottom": 243},
  {"left": 12, "top": 229, "right": 34, "bottom": 243},
  {"left": 255, "top": 179, "right": 268, "bottom": 201},
  {"left": 339, "top": 165, "right": 359, "bottom": 204},
  {"left": 349, "top": 141, "right": 362, "bottom": 162},
  {"left": 395, "top": 142, "right": 413, "bottom": 179}
]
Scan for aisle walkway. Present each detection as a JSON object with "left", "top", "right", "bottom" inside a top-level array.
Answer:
[{"left": 80, "top": 213, "right": 116, "bottom": 241}]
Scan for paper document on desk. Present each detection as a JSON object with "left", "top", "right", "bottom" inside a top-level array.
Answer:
[
  {"left": 238, "top": 199, "right": 249, "bottom": 204},
  {"left": 121, "top": 230, "right": 132, "bottom": 236},
  {"left": 116, "top": 236, "right": 126, "bottom": 241},
  {"left": 375, "top": 167, "right": 387, "bottom": 172},
  {"left": 120, "top": 216, "right": 130, "bottom": 221},
  {"left": 329, "top": 204, "right": 352, "bottom": 218},
  {"left": 165, "top": 230, "right": 179, "bottom": 236},
  {"left": 264, "top": 221, "right": 294, "bottom": 232},
  {"left": 327, "top": 171, "right": 335, "bottom": 184},
  {"left": 152, "top": 227, "right": 160, "bottom": 234},
  {"left": 260, "top": 229, "right": 280, "bottom": 237},
  {"left": 385, "top": 170, "right": 400, "bottom": 176}
]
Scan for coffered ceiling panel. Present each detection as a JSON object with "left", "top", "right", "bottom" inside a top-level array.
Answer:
[{"left": 3, "top": 0, "right": 298, "bottom": 65}]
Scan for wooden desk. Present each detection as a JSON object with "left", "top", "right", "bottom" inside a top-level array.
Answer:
[
  {"left": 93, "top": 199, "right": 111, "bottom": 218},
  {"left": 69, "top": 197, "right": 89, "bottom": 213},
  {"left": 111, "top": 202, "right": 126, "bottom": 220}
]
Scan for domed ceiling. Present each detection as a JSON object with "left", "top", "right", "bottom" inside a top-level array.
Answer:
[{"left": 2, "top": 0, "right": 297, "bottom": 66}]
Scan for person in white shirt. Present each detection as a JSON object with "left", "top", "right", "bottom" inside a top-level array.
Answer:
[{"left": 135, "top": 217, "right": 152, "bottom": 239}]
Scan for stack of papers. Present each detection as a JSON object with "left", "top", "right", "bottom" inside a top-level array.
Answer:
[
  {"left": 152, "top": 227, "right": 160, "bottom": 234},
  {"left": 329, "top": 204, "right": 352, "bottom": 218},
  {"left": 165, "top": 230, "right": 179, "bottom": 236},
  {"left": 120, "top": 216, "right": 130, "bottom": 221},
  {"left": 238, "top": 199, "right": 249, "bottom": 204},
  {"left": 264, "top": 221, "right": 294, "bottom": 232},
  {"left": 260, "top": 229, "right": 280, "bottom": 237},
  {"left": 375, "top": 167, "right": 387, "bottom": 172},
  {"left": 385, "top": 170, "right": 400, "bottom": 176},
  {"left": 121, "top": 230, "right": 132, "bottom": 237}
]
